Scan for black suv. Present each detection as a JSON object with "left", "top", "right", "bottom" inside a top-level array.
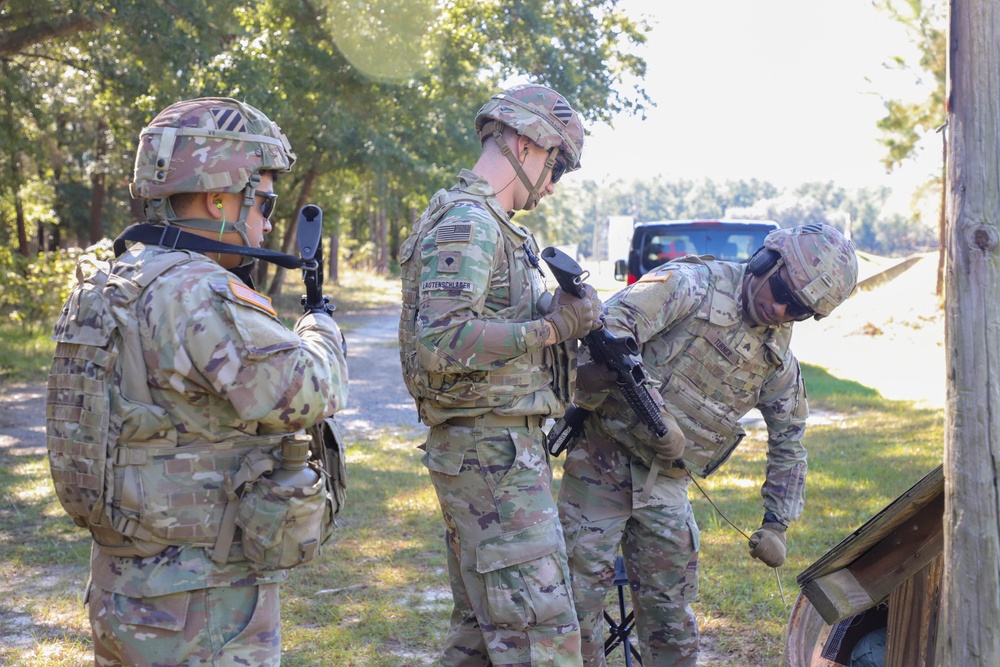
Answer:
[{"left": 614, "top": 219, "right": 779, "bottom": 284}]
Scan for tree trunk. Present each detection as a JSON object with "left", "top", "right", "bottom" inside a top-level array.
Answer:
[
  {"left": 89, "top": 119, "right": 107, "bottom": 244},
  {"left": 14, "top": 158, "right": 29, "bottom": 256},
  {"left": 377, "top": 203, "right": 388, "bottom": 274},
  {"left": 942, "top": 1, "right": 1000, "bottom": 663},
  {"left": 329, "top": 224, "right": 339, "bottom": 285},
  {"left": 937, "top": 131, "right": 947, "bottom": 296}
]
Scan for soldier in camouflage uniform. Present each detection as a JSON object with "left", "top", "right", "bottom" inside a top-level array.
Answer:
[
  {"left": 45, "top": 98, "right": 348, "bottom": 666},
  {"left": 398, "top": 84, "right": 602, "bottom": 666},
  {"left": 557, "top": 224, "right": 858, "bottom": 666}
]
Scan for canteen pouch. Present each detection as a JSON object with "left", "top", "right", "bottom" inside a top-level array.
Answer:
[
  {"left": 235, "top": 463, "right": 329, "bottom": 570},
  {"left": 308, "top": 417, "right": 348, "bottom": 518}
]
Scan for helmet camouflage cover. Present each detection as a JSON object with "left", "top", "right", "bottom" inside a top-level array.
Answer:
[
  {"left": 130, "top": 97, "right": 296, "bottom": 201},
  {"left": 475, "top": 83, "right": 585, "bottom": 170},
  {"left": 765, "top": 223, "right": 859, "bottom": 317}
]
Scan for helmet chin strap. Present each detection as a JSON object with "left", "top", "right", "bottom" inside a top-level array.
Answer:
[
  {"left": 491, "top": 126, "right": 557, "bottom": 208},
  {"left": 146, "top": 175, "right": 261, "bottom": 266},
  {"left": 743, "top": 262, "right": 782, "bottom": 327}
]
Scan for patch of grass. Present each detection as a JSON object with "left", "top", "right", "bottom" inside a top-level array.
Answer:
[
  {"left": 685, "top": 369, "right": 944, "bottom": 665},
  {"left": 0, "top": 326, "right": 54, "bottom": 385},
  {"left": 272, "top": 266, "right": 401, "bottom": 316}
]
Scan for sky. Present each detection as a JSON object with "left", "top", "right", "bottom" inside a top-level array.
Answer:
[{"left": 578, "top": 0, "right": 941, "bottom": 214}]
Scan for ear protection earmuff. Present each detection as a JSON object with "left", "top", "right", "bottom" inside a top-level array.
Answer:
[{"left": 747, "top": 247, "right": 781, "bottom": 276}]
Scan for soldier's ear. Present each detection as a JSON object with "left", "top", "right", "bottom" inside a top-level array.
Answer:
[{"left": 205, "top": 192, "right": 225, "bottom": 219}]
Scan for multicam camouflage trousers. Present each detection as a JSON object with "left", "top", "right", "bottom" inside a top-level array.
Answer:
[
  {"left": 557, "top": 419, "right": 700, "bottom": 667},
  {"left": 423, "top": 418, "right": 583, "bottom": 666},
  {"left": 89, "top": 581, "right": 280, "bottom": 666}
]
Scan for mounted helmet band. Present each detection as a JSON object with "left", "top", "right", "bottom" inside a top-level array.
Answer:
[{"left": 484, "top": 120, "right": 560, "bottom": 209}]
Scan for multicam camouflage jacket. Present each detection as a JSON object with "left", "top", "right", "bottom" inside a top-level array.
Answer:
[
  {"left": 398, "top": 169, "right": 574, "bottom": 426},
  {"left": 47, "top": 242, "right": 348, "bottom": 597},
  {"left": 580, "top": 256, "right": 809, "bottom": 524}
]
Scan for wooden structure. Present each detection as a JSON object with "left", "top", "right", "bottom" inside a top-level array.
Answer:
[{"left": 785, "top": 466, "right": 943, "bottom": 666}]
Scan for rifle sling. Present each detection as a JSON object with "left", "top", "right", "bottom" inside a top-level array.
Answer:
[{"left": 113, "top": 224, "right": 305, "bottom": 270}]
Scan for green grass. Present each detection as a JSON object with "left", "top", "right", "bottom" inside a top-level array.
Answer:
[{"left": 0, "top": 327, "right": 55, "bottom": 385}]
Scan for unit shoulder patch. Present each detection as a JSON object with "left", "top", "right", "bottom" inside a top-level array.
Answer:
[
  {"left": 638, "top": 269, "right": 672, "bottom": 283},
  {"left": 228, "top": 279, "right": 277, "bottom": 317}
]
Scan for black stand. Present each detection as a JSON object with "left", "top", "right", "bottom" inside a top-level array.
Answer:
[{"left": 604, "top": 554, "right": 642, "bottom": 665}]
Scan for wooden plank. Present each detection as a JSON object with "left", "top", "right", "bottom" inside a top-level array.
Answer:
[
  {"left": 801, "top": 569, "right": 875, "bottom": 626},
  {"left": 802, "top": 493, "right": 943, "bottom": 624},
  {"left": 844, "top": 492, "right": 943, "bottom": 604},
  {"left": 885, "top": 555, "right": 942, "bottom": 667},
  {"left": 798, "top": 466, "right": 943, "bottom": 587}
]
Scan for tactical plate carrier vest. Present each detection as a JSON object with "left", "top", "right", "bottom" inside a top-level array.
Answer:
[
  {"left": 45, "top": 249, "right": 322, "bottom": 561},
  {"left": 398, "top": 180, "right": 573, "bottom": 425},
  {"left": 598, "top": 258, "right": 793, "bottom": 477}
]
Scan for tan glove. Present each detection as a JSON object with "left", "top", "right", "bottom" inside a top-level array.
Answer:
[
  {"left": 649, "top": 409, "right": 686, "bottom": 460},
  {"left": 544, "top": 285, "right": 602, "bottom": 343},
  {"left": 748, "top": 522, "right": 787, "bottom": 567},
  {"left": 577, "top": 360, "right": 618, "bottom": 392}
]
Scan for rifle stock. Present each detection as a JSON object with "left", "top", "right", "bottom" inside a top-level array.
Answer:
[{"left": 297, "top": 205, "right": 333, "bottom": 314}]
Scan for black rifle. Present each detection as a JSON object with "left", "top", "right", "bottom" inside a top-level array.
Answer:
[
  {"left": 540, "top": 246, "right": 668, "bottom": 440},
  {"left": 297, "top": 205, "right": 334, "bottom": 316}
]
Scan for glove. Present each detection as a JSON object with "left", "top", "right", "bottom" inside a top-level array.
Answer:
[
  {"left": 649, "top": 409, "right": 685, "bottom": 460},
  {"left": 576, "top": 360, "right": 617, "bottom": 392},
  {"left": 544, "top": 285, "right": 602, "bottom": 343},
  {"left": 748, "top": 522, "right": 787, "bottom": 567}
]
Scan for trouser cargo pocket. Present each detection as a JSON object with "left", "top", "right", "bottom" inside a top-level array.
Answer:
[{"left": 475, "top": 518, "right": 572, "bottom": 631}]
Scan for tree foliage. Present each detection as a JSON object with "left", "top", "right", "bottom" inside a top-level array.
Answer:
[
  {"left": 0, "top": 0, "right": 651, "bottom": 294},
  {"left": 524, "top": 176, "right": 935, "bottom": 259}
]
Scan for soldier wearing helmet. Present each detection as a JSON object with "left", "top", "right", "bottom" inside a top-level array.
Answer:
[
  {"left": 46, "top": 98, "right": 348, "bottom": 667},
  {"left": 556, "top": 224, "right": 857, "bottom": 666},
  {"left": 397, "top": 84, "right": 599, "bottom": 665}
]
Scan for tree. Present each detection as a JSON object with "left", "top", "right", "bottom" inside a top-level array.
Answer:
[
  {"left": 942, "top": 0, "right": 1000, "bottom": 662},
  {"left": 874, "top": 0, "right": 947, "bottom": 291}
]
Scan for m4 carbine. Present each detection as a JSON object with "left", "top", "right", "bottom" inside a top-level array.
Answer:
[{"left": 540, "top": 247, "right": 668, "bottom": 451}]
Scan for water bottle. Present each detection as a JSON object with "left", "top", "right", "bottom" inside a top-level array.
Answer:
[{"left": 270, "top": 433, "right": 319, "bottom": 487}]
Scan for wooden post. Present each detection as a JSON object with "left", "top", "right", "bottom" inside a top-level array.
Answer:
[{"left": 943, "top": 0, "right": 1000, "bottom": 663}]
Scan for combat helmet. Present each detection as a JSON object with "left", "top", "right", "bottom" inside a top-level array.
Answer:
[
  {"left": 764, "top": 223, "right": 858, "bottom": 318},
  {"left": 129, "top": 97, "right": 296, "bottom": 244},
  {"left": 475, "top": 84, "right": 585, "bottom": 208}
]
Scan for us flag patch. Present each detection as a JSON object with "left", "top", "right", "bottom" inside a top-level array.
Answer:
[
  {"left": 436, "top": 224, "right": 473, "bottom": 244},
  {"left": 229, "top": 279, "right": 277, "bottom": 316},
  {"left": 552, "top": 100, "right": 574, "bottom": 126},
  {"left": 212, "top": 108, "right": 247, "bottom": 133}
]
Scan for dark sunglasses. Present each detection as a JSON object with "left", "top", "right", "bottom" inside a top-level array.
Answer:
[
  {"left": 254, "top": 190, "right": 278, "bottom": 219},
  {"left": 551, "top": 156, "right": 568, "bottom": 184},
  {"left": 768, "top": 269, "right": 814, "bottom": 320}
]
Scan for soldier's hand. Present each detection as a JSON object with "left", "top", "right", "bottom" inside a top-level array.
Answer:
[
  {"left": 649, "top": 409, "right": 685, "bottom": 460},
  {"left": 748, "top": 522, "right": 787, "bottom": 567},
  {"left": 577, "top": 360, "right": 617, "bottom": 392},
  {"left": 544, "top": 285, "right": 601, "bottom": 343}
]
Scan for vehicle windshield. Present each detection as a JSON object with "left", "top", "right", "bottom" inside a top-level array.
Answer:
[{"left": 641, "top": 229, "right": 765, "bottom": 267}]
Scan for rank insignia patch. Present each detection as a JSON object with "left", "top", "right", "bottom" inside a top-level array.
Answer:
[{"left": 438, "top": 251, "right": 462, "bottom": 273}]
